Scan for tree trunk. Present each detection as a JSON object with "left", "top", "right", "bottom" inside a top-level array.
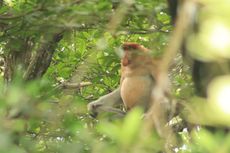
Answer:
[
  {"left": 3, "top": 32, "right": 63, "bottom": 82},
  {"left": 3, "top": 37, "right": 32, "bottom": 82},
  {"left": 23, "top": 32, "right": 63, "bottom": 80}
]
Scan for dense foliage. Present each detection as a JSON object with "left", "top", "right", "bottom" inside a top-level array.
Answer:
[{"left": 0, "top": 0, "right": 230, "bottom": 153}]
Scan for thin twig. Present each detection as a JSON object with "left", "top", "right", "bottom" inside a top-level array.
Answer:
[{"left": 60, "top": 82, "right": 92, "bottom": 89}]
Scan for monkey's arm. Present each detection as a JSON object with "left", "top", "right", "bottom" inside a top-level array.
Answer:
[{"left": 87, "top": 87, "right": 125, "bottom": 117}]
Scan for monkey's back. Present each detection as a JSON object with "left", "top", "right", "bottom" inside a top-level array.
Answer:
[{"left": 120, "top": 75, "right": 154, "bottom": 110}]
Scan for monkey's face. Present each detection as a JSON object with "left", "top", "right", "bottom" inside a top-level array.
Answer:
[
  {"left": 125, "top": 49, "right": 143, "bottom": 64},
  {"left": 121, "top": 42, "right": 150, "bottom": 67}
]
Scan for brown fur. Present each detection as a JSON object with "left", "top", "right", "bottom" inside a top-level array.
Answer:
[{"left": 120, "top": 43, "right": 161, "bottom": 110}]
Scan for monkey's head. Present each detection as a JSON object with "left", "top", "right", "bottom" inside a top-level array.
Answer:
[{"left": 121, "top": 42, "right": 150, "bottom": 66}]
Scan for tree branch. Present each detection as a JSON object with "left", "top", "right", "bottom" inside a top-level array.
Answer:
[{"left": 60, "top": 82, "right": 92, "bottom": 89}]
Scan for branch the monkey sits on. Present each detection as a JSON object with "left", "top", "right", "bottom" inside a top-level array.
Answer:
[{"left": 88, "top": 42, "right": 169, "bottom": 117}]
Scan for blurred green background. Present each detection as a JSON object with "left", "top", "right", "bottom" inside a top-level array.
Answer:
[{"left": 0, "top": 0, "right": 230, "bottom": 153}]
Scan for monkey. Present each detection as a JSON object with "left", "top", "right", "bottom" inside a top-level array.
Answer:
[
  {"left": 120, "top": 43, "right": 156, "bottom": 110},
  {"left": 87, "top": 42, "right": 168, "bottom": 117}
]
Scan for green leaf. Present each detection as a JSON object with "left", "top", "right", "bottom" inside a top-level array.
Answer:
[{"left": 120, "top": 107, "right": 143, "bottom": 147}]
